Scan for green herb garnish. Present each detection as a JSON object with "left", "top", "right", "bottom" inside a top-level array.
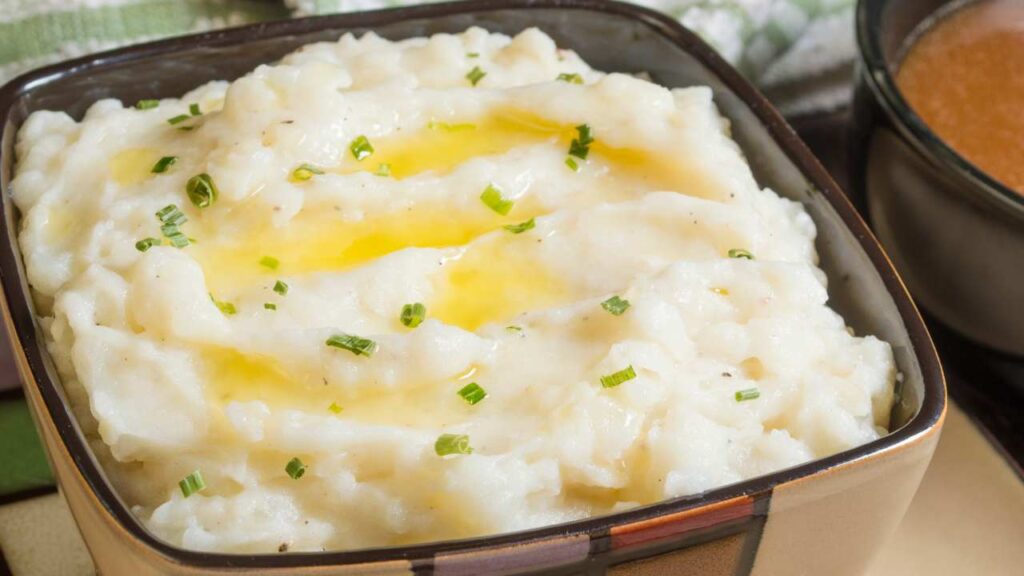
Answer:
[
  {"left": 400, "top": 303, "right": 426, "bottom": 328},
  {"left": 467, "top": 52, "right": 480, "bottom": 58},
  {"left": 273, "top": 280, "right": 289, "bottom": 296},
  {"left": 601, "top": 296, "right": 631, "bottom": 316},
  {"left": 185, "top": 173, "right": 218, "bottom": 208},
  {"left": 264, "top": 303, "right": 277, "bottom": 311},
  {"left": 557, "top": 73, "right": 584, "bottom": 84},
  {"left": 155, "top": 204, "right": 189, "bottom": 248},
  {"left": 285, "top": 457, "right": 306, "bottom": 480},
  {"left": 151, "top": 156, "right": 178, "bottom": 174},
  {"left": 189, "top": 103, "right": 202, "bottom": 116},
  {"left": 457, "top": 383, "right": 487, "bottom": 405},
  {"left": 135, "top": 99, "right": 159, "bottom": 110},
  {"left": 210, "top": 294, "right": 236, "bottom": 316},
  {"left": 260, "top": 256, "right": 280, "bottom": 270},
  {"left": 135, "top": 237, "right": 160, "bottom": 252},
  {"left": 728, "top": 248, "right": 754, "bottom": 260},
  {"left": 326, "top": 333, "right": 378, "bottom": 357},
  {"left": 349, "top": 135, "right": 374, "bottom": 161},
  {"left": 503, "top": 218, "right": 535, "bottom": 234},
  {"left": 735, "top": 388, "right": 760, "bottom": 402},
  {"left": 480, "top": 183, "right": 513, "bottom": 215},
  {"left": 568, "top": 124, "right": 594, "bottom": 160},
  {"left": 600, "top": 365, "right": 636, "bottom": 388},
  {"left": 565, "top": 157, "right": 581, "bottom": 172},
  {"left": 166, "top": 114, "right": 191, "bottom": 125},
  {"left": 178, "top": 470, "right": 205, "bottom": 497},
  {"left": 466, "top": 66, "right": 487, "bottom": 86},
  {"left": 435, "top": 433, "right": 472, "bottom": 456},
  {"left": 291, "top": 163, "right": 324, "bottom": 182}
]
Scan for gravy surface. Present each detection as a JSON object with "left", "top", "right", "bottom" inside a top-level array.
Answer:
[{"left": 897, "top": 0, "right": 1024, "bottom": 194}]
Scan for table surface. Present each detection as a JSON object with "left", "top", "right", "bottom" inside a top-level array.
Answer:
[{"left": 1, "top": 107, "right": 1022, "bottom": 576}]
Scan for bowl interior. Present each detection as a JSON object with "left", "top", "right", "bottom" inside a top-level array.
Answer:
[{"left": 0, "top": 0, "right": 942, "bottom": 566}]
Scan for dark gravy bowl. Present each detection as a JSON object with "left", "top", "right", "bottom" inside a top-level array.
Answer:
[{"left": 851, "top": 0, "right": 1024, "bottom": 357}]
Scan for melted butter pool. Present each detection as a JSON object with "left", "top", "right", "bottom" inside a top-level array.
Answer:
[
  {"left": 339, "top": 108, "right": 715, "bottom": 197},
  {"left": 185, "top": 107, "right": 719, "bottom": 410},
  {"left": 109, "top": 148, "right": 160, "bottom": 186},
  {"left": 431, "top": 241, "right": 568, "bottom": 331},
  {"left": 192, "top": 204, "right": 536, "bottom": 296},
  {"left": 205, "top": 347, "right": 475, "bottom": 428}
]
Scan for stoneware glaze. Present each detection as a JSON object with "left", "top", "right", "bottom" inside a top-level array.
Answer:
[
  {"left": 0, "top": 1, "right": 945, "bottom": 574},
  {"left": 851, "top": 0, "right": 1024, "bottom": 357}
]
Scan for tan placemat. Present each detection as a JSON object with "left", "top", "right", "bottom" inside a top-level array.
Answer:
[{"left": 1, "top": 402, "right": 1020, "bottom": 575}]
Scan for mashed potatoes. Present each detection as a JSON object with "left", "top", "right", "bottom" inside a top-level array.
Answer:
[{"left": 11, "top": 28, "right": 894, "bottom": 553}]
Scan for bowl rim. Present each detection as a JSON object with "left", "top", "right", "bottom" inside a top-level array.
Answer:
[
  {"left": 855, "top": 0, "right": 1024, "bottom": 221},
  {"left": 0, "top": 0, "right": 945, "bottom": 568}
]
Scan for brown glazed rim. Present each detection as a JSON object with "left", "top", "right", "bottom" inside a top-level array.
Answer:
[
  {"left": 855, "top": 0, "right": 1024, "bottom": 222},
  {"left": 0, "top": 0, "right": 944, "bottom": 569}
]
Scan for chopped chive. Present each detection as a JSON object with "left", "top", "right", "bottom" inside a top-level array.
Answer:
[
  {"left": 155, "top": 204, "right": 189, "bottom": 248},
  {"left": 165, "top": 232, "right": 189, "bottom": 248},
  {"left": 349, "top": 135, "right": 374, "bottom": 161},
  {"left": 601, "top": 296, "right": 631, "bottom": 316},
  {"left": 466, "top": 66, "right": 487, "bottom": 86},
  {"left": 166, "top": 114, "right": 191, "bottom": 125},
  {"left": 735, "top": 388, "right": 760, "bottom": 402},
  {"left": 568, "top": 124, "right": 594, "bottom": 160},
  {"left": 328, "top": 402, "right": 343, "bottom": 414},
  {"left": 151, "top": 156, "right": 178, "bottom": 174},
  {"left": 185, "top": 173, "right": 218, "bottom": 208},
  {"left": 565, "top": 156, "right": 580, "bottom": 172},
  {"left": 326, "top": 333, "right": 378, "bottom": 357},
  {"left": 400, "top": 302, "right": 426, "bottom": 328},
  {"left": 285, "top": 457, "right": 306, "bottom": 480},
  {"left": 556, "top": 72, "right": 584, "bottom": 84},
  {"left": 506, "top": 325, "right": 523, "bottom": 333},
  {"left": 135, "top": 237, "right": 160, "bottom": 252},
  {"left": 467, "top": 52, "right": 480, "bottom": 58},
  {"left": 291, "top": 163, "right": 324, "bottom": 182},
  {"left": 178, "top": 470, "right": 205, "bottom": 497},
  {"left": 503, "top": 218, "right": 535, "bottom": 234},
  {"left": 160, "top": 223, "right": 182, "bottom": 237},
  {"left": 480, "top": 183, "right": 513, "bottom": 215},
  {"left": 177, "top": 125, "right": 196, "bottom": 132},
  {"left": 210, "top": 294, "right": 236, "bottom": 316},
  {"left": 374, "top": 163, "right": 392, "bottom": 177},
  {"left": 264, "top": 302, "right": 277, "bottom": 311},
  {"left": 728, "top": 248, "right": 754, "bottom": 260},
  {"left": 600, "top": 365, "right": 636, "bottom": 389},
  {"left": 457, "top": 382, "right": 487, "bottom": 405},
  {"left": 189, "top": 103, "right": 202, "bottom": 116},
  {"left": 273, "top": 280, "right": 289, "bottom": 296},
  {"left": 435, "top": 433, "right": 472, "bottom": 456},
  {"left": 135, "top": 99, "right": 159, "bottom": 110},
  {"left": 156, "top": 203, "right": 187, "bottom": 224},
  {"left": 260, "top": 256, "right": 280, "bottom": 270}
]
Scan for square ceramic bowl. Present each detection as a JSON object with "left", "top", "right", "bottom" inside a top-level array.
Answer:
[{"left": 0, "top": 1, "right": 945, "bottom": 574}]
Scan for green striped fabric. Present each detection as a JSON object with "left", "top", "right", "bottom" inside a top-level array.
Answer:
[{"left": 0, "top": 0, "right": 854, "bottom": 85}]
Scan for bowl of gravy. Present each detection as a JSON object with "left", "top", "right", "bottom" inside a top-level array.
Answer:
[{"left": 851, "top": 0, "right": 1024, "bottom": 356}]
